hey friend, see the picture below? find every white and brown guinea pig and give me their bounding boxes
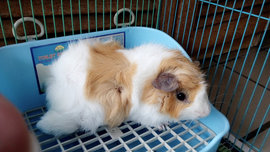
[37,40,211,136]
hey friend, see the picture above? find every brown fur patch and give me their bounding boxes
[142,50,204,118]
[84,42,136,127]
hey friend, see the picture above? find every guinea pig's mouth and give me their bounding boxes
[178,103,211,120]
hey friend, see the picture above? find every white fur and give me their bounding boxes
[37,41,104,136]
[119,44,177,126]
[179,84,211,120]
[120,44,210,127]
[37,41,210,136]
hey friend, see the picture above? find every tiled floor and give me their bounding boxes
[204,47,269,152]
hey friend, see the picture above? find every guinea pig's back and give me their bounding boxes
[46,41,91,110]
[50,41,90,85]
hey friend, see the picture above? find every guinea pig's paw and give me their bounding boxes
[36,111,79,136]
[36,119,54,135]
[157,123,169,131]
[36,116,61,136]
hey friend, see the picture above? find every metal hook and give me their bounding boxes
[114,8,135,27]
[12,17,45,40]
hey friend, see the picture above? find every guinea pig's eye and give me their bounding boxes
[176,92,186,101]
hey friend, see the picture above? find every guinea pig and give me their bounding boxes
[36,40,211,136]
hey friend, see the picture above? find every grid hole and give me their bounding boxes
[106,140,121,149]
[141,133,155,141]
[173,126,186,134]
[85,140,100,150]
[127,139,141,149]
[187,138,200,147]
[180,132,193,140]
[195,143,206,151]
[81,134,96,142]
[147,139,161,148]
[161,132,174,141]
[40,139,58,150]
[174,144,188,152]
[155,145,168,152]
[133,146,148,152]
[122,133,136,142]
[167,138,181,147]
[136,128,149,135]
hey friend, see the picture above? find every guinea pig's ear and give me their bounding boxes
[152,72,178,92]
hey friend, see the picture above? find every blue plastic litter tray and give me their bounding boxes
[0,27,229,152]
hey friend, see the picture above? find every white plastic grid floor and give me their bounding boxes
[24,107,216,152]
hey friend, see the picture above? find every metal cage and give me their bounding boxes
[0,0,269,151]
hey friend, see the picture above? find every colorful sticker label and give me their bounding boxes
[31,32,125,94]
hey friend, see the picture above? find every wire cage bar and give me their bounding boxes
[0,0,269,151]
